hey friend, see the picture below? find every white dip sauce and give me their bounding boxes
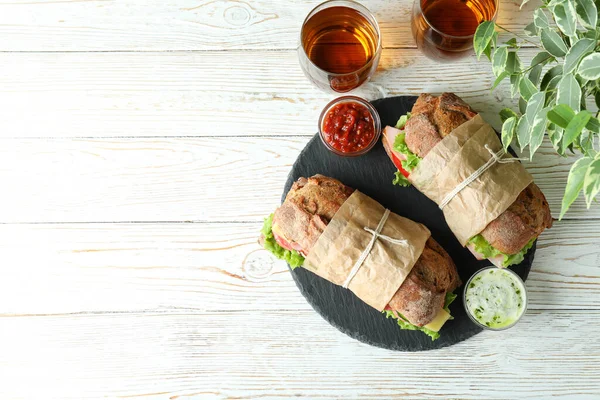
[465,268,526,329]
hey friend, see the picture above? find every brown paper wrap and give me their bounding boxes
[409,115,533,245]
[304,190,431,312]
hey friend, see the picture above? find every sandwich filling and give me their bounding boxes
[383,291,456,340]
[261,214,304,270]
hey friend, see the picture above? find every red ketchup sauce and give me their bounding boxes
[321,101,376,153]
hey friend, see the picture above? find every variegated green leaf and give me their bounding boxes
[546,75,563,93]
[547,0,567,7]
[547,104,576,128]
[531,51,554,68]
[482,31,498,61]
[505,51,521,73]
[492,46,508,77]
[540,65,563,90]
[524,22,538,37]
[529,63,543,85]
[529,107,549,159]
[576,74,589,88]
[575,0,598,29]
[516,113,531,150]
[501,117,517,152]
[560,156,593,219]
[505,38,518,48]
[519,97,527,114]
[500,108,518,122]
[510,74,522,97]
[554,1,578,37]
[563,110,591,146]
[519,76,538,100]
[483,41,493,61]
[474,21,496,59]
[549,127,565,154]
[577,53,600,80]
[587,117,600,133]
[578,130,595,156]
[526,91,546,125]
[583,155,600,208]
[540,28,568,57]
[557,73,582,111]
[563,38,596,74]
[533,9,550,30]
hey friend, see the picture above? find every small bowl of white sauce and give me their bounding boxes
[463,266,528,330]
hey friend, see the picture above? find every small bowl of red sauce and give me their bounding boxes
[318,96,381,157]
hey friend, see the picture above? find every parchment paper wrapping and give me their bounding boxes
[409,115,533,245]
[304,190,430,311]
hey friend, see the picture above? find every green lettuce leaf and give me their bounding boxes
[261,214,304,269]
[468,234,535,267]
[443,291,457,316]
[392,171,411,187]
[383,310,441,341]
[383,291,457,341]
[395,112,412,129]
[393,131,422,173]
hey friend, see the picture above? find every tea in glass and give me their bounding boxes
[299,0,381,93]
[412,0,498,60]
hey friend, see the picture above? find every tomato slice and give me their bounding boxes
[391,153,410,178]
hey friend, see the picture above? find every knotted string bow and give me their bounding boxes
[342,208,409,289]
[438,145,526,210]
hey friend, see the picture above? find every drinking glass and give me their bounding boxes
[298,0,382,93]
[411,0,498,60]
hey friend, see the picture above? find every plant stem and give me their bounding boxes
[495,23,544,49]
[517,54,554,75]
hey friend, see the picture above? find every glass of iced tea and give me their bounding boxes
[298,0,382,93]
[412,0,498,60]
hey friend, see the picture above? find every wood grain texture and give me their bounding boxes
[2,0,600,397]
[0,0,539,51]
[0,49,539,139]
[0,221,598,316]
[0,137,598,222]
[0,309,599,399]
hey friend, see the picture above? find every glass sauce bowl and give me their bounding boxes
[463,266,528,331]
[318,96,381,157]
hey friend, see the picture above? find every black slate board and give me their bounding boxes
[283,96,535,351]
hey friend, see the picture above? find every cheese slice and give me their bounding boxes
[423,308,451,332]
[271,223,282,237]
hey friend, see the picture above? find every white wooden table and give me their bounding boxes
[0,0,599,398]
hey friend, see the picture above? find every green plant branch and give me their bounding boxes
[517,56,555,75]
[477,8,600,218]
[495,23,544,49]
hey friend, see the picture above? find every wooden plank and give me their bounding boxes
[0,221,597,315]
[0,309,598,399]
[0,137,597,222]
[0,49,540,139]
[0,0,539,51]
